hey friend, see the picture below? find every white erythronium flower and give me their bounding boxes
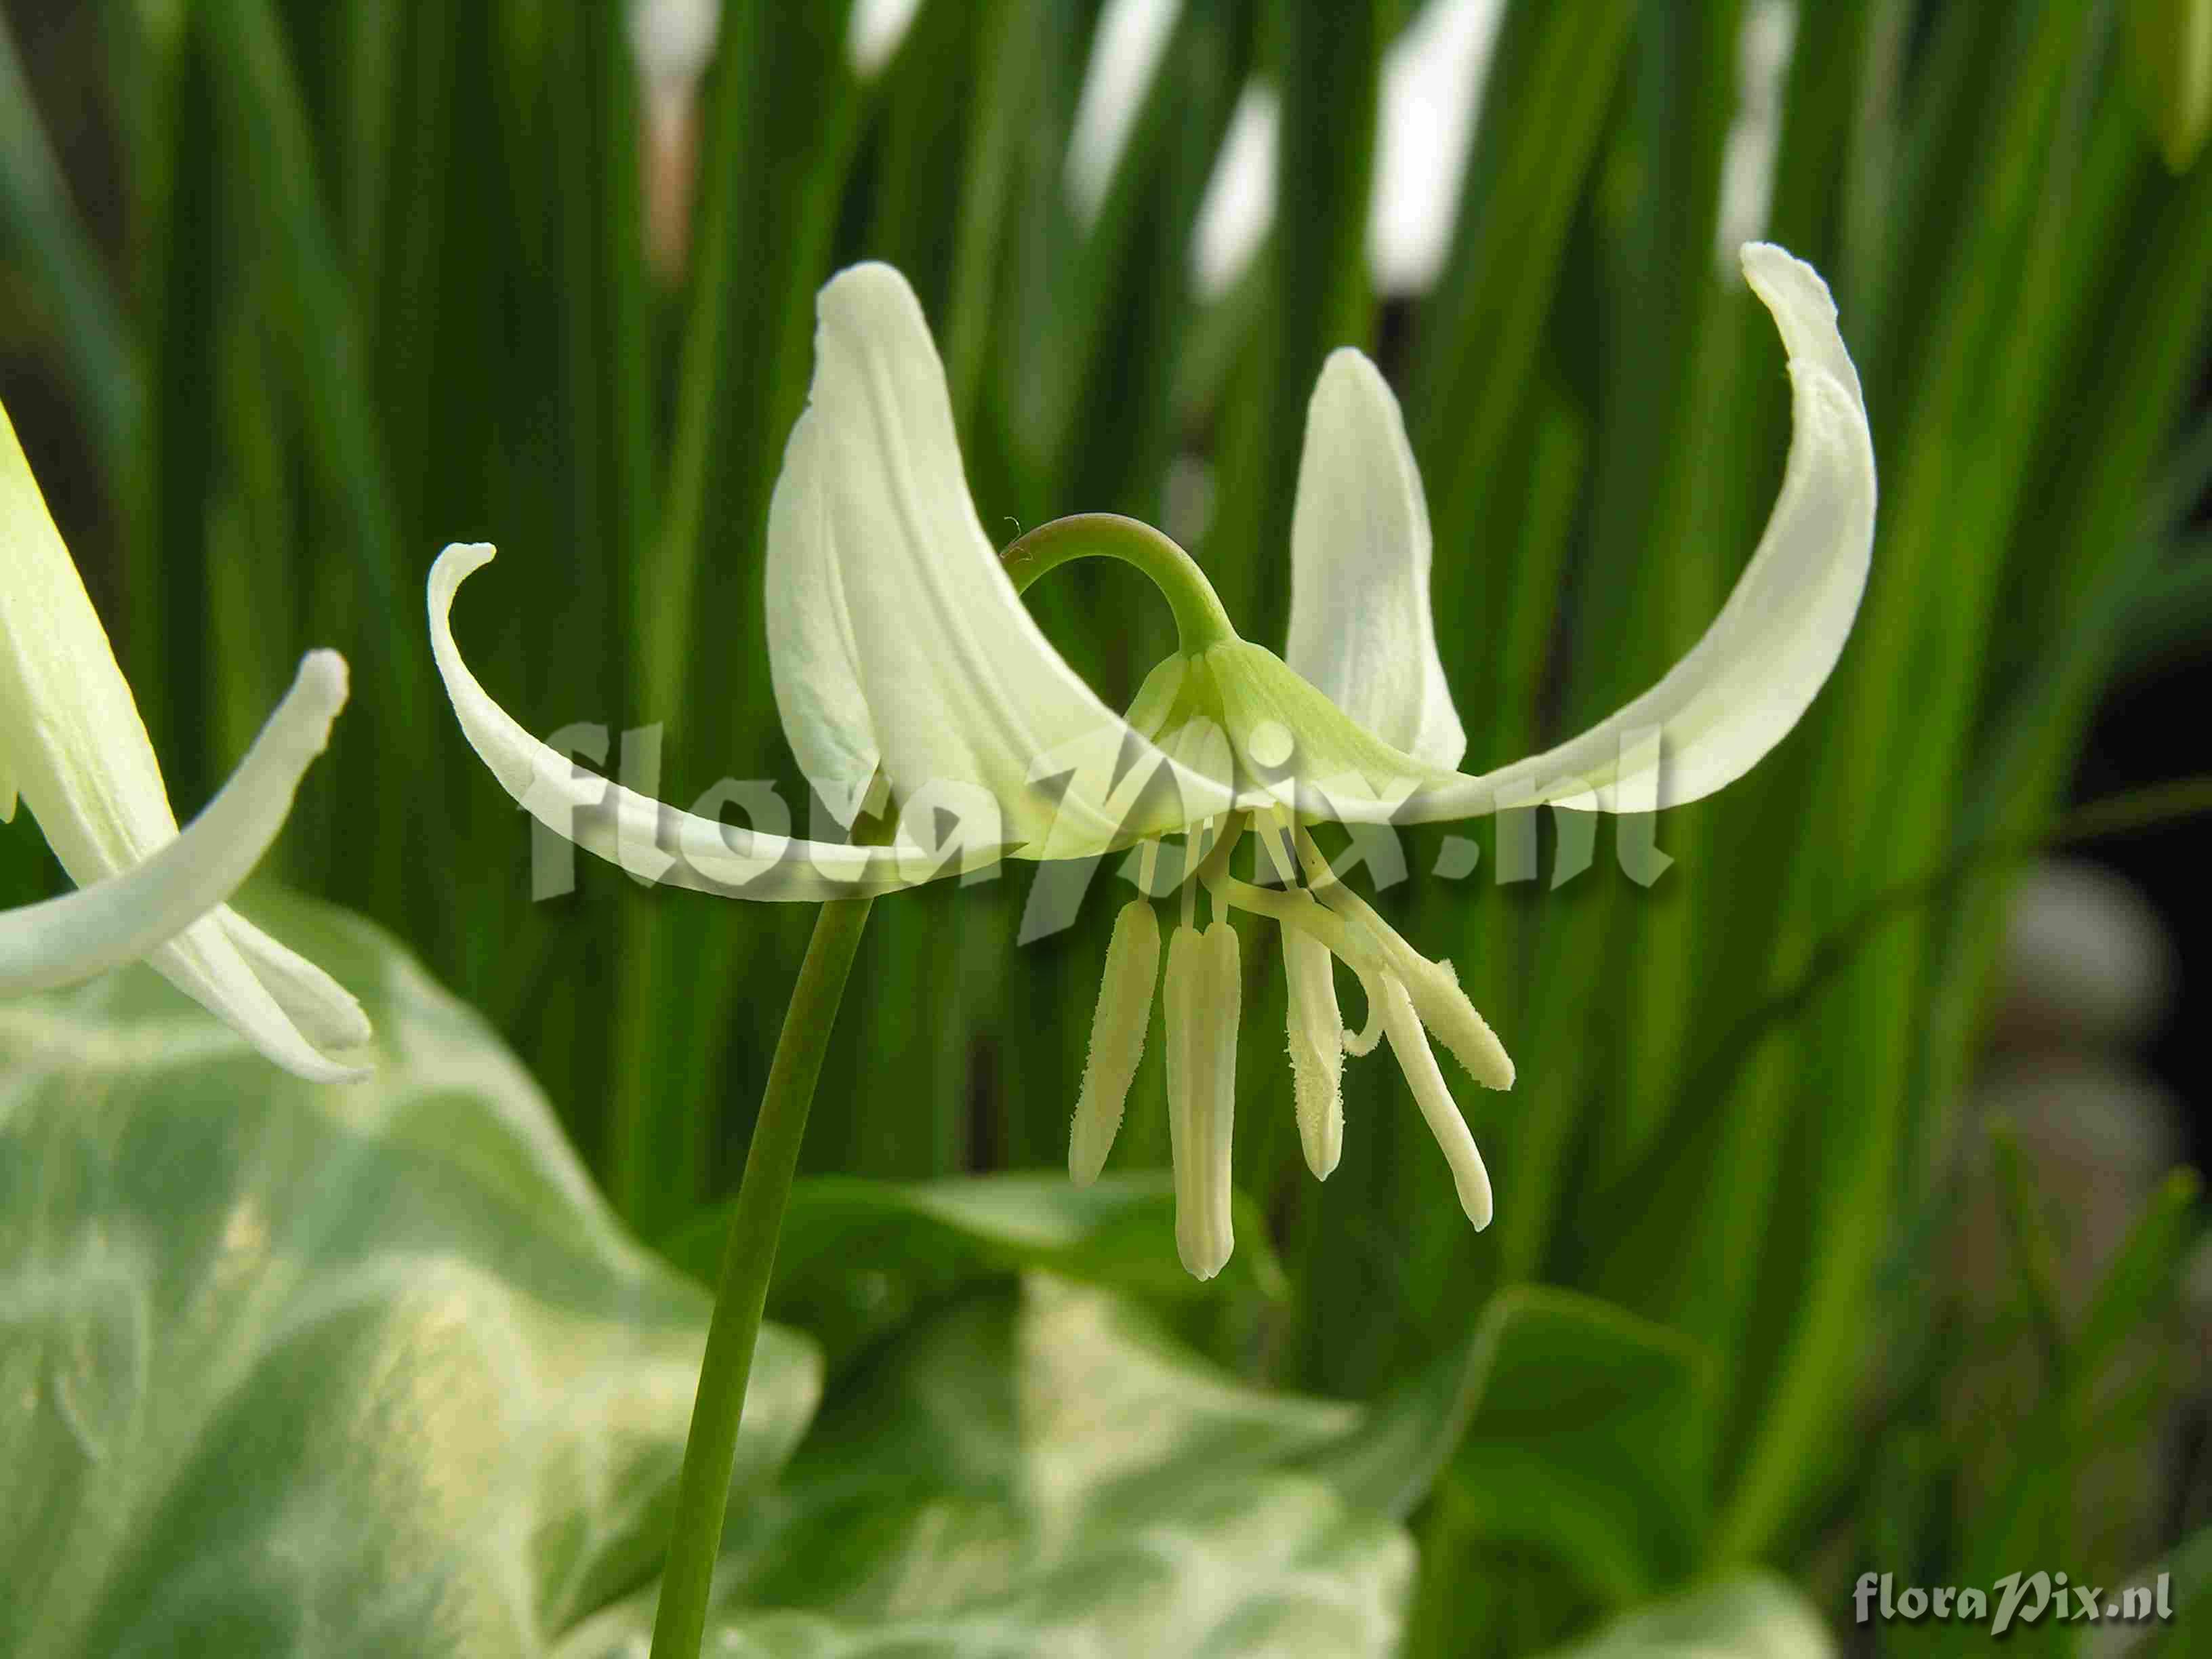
[1,403,369,1079]
[429,241,1874,1278]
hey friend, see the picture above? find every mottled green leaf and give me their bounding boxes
[1534,1573,1833,1659]
[663,1170,1288,1376]
[557,1274,1412,1658]
[0,891,821,1658]
[1418,1287,1718,1605]
[1307,1284,1715,1554]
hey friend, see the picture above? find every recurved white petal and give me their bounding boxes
[766,411,879,827]
[218,905,373,1051]
[765,264,1231,857]
[3,401,367,1080]
[1,653,350,998]
[1286,348,1468,771]
[1414,242,1875,819]
[430,544,981,901]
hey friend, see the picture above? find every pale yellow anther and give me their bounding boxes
[1294,825,1512,1090]
[1070,898,1162,1184]
[1165,918,1240,1279]
[1282,924,1345,1179]
[1398,957,1514,1090]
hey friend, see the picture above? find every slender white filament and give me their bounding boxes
[1375,970,1494,1229]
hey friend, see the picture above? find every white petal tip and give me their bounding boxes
[819,261,924,326]
[1738,243,1860,392]
[1738,243,1821,316]
[297,998,373,1055]
[1315,344,1386,394]
[1737,239,1801,272]
[1737,241,1824,300]
[320,1005,375,1053]
[430,541,497,596]
[1285,333,1469,772]
[262,1043,373,1086]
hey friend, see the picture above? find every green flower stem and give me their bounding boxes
[650,893,876,1659]
[1000,512,1238,654]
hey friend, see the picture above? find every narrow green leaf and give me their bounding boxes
[0,9,142,483]
[1986,1119,2071,1384]
[2071,1167,2204,1383]
[194,0,415,709]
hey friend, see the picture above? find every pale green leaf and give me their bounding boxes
[1420,1288,1717,1605]
[1535,1573,1834,1659]
[0,891,821,1658]
[663,1171,1290,1378]
[1303,1285,1716,1553]
[557,1275,1412,1658]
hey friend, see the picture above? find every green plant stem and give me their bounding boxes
[650,894,876,1659]
[1000,512,1238,652]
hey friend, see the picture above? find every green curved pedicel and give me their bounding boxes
[1000,512,1240,655]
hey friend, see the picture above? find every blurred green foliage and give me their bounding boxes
[3,1,2208,1654]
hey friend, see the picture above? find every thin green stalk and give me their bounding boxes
[650,893,876,1659]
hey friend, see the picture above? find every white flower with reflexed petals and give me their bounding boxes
[430,241,1875,1278]
[1,403,368,1079]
